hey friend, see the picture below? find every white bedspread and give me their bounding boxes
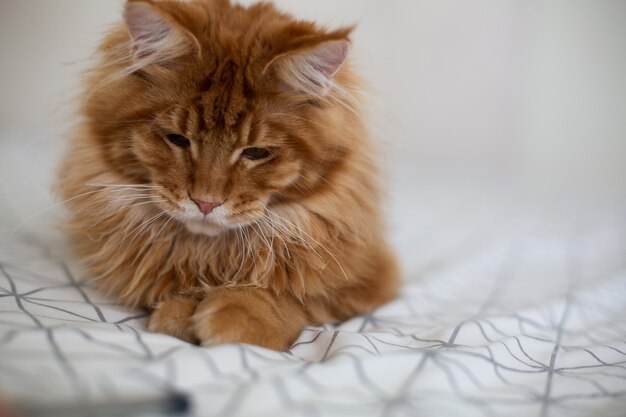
[1,168,625,417]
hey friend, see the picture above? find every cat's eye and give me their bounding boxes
[165,134,191,148]
[241,147,271,160]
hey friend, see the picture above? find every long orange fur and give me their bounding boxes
[57,0,398,350]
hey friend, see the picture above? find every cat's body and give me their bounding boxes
[58,0,398,350]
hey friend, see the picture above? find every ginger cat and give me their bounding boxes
[57,0,398,350]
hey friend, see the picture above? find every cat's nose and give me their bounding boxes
[191,198,223,215]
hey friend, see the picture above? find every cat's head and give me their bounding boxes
[86,0,360,236]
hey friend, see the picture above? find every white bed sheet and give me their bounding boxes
[1,162,625,417]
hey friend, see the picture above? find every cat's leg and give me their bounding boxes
[147,297,200,343]
[192,288,306,351]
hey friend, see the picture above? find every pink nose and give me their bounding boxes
[192,199,222,215]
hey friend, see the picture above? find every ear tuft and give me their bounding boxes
[268,40,350,98]
[124,0,198,66]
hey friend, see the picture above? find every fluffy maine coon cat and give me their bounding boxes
[57,0,399,350]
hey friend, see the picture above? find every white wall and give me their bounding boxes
[520,0,626,188]
[0,0,124,134]
[1,0,625,190]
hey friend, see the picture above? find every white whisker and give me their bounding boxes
[0,188,121,250]
[266,210,349,281]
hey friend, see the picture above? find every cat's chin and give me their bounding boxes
[184,220,226,237]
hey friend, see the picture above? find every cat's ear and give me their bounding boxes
[265,39,350,98]
[124,0,200,66]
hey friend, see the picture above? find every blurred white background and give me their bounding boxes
[0,0,625,224]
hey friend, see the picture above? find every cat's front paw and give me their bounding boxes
[147,298,199,343]
[191,288,298,351]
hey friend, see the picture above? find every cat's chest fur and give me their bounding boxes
[73,184,335,308]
